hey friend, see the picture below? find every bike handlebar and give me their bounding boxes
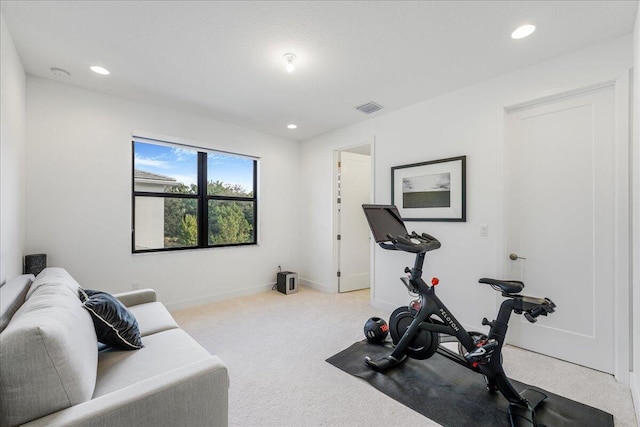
[380,232,441,254]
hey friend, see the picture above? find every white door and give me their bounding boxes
[338,151,371,292]
[504,86,615,373]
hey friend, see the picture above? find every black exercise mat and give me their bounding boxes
[326,341,613,427]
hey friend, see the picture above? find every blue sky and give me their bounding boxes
[134,142,254,191]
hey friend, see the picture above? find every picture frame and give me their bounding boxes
[391,155,466,222]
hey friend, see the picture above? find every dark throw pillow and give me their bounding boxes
[78,288,143,350]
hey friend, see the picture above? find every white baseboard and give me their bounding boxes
[165,282,275,312]
[631,371,640,425]
[299,277,335,294]
[166,276,336,311]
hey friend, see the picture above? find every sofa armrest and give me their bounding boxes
[112,289,157,307]
[22,356,229,427]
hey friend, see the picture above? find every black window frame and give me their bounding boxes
[132,139,258,253]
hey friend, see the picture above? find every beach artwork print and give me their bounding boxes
[402,173,451,209]
[391,155,465,221]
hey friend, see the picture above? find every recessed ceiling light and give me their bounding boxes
[283,53,296,73]
[287,124,297,129]
[511,24,536,39]
[90,65,110,75]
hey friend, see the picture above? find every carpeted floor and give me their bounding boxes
[172,287,637,427]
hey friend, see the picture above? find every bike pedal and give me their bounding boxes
[464,339,498,364]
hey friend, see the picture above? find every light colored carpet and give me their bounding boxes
[172,287,637,427]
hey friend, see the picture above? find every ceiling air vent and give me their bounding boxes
[355,101,383,114]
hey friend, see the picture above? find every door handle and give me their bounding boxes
[509,253,526,261]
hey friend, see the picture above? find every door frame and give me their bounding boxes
[498,72,631,384]
[332,137,375,295]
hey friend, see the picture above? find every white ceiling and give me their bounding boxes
[1,1,637,142]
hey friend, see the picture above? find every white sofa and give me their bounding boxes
[0,268,229,427]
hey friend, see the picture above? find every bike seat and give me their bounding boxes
[478,278,524,294]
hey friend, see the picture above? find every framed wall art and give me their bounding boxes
[391,155,466,221]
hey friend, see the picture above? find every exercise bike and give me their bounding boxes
[361,204,556,427]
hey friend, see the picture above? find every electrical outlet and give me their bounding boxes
[132,281,140,290]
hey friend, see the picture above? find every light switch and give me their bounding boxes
[479,224,488,237]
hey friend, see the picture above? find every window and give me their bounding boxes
[132,138,257,253]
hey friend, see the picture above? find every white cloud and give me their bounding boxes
[134,155,169,169]
[171,147,197,161]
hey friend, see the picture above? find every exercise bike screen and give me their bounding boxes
[362,204,408,243]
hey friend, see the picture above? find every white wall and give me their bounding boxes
[299,35,633,333]
[0,14,27,284]
[631,2,640,421]
[25,77,300,309]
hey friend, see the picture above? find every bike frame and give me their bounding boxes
[361,204,556,425]
[389,250,529,406]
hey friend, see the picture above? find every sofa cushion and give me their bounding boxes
[26,267,81,299]
[0,274,34,332]
[0,281,98,427]
[79,289,144,350]
[93,328,213,398]
[127,301,179,336]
